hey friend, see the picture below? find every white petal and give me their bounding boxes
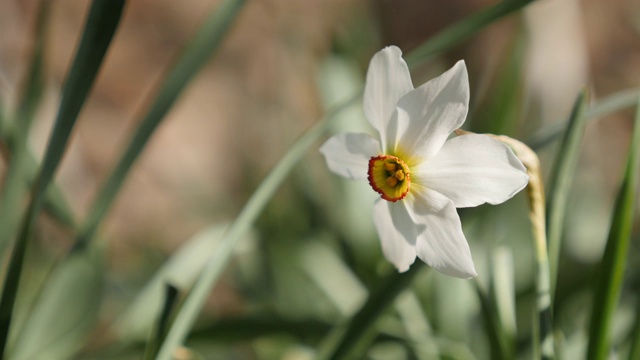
[320,133,381,180]
[373,199,418,272]
[413,134,529,208]
[394,60,469,160]
[407,189,477,278]
[363,46,414,152]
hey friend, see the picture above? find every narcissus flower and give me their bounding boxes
[320,46,529,278]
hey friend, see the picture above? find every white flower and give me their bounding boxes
[319,46,529,278]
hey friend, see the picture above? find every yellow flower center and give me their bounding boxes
[367,155,411,202]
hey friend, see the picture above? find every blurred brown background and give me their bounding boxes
[0,0,639,279]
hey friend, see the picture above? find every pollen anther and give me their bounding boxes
[384,163,397,172]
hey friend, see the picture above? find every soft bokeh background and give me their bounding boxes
[0,0,639,358]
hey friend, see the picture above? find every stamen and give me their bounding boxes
[384,162,397,172]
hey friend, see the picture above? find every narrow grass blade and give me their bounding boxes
[474,280,511,360]
[25,0,125,214]
[404,0,535,67]
[395,290,437,360]
[529,88,640,150]
[0,5,77,228]
[14,1,48,129]
[0,0,125,355]
[0,147,76,239]
[0,159,33,299]
[587,95,640,360]
[0,0,49,254]
[42,179,77,228]
[0,105,6,137]
[143,285,179,360]
[8,244,105,360]
[318,264,425,360]
[490,247,517,346]
[0,145,77,230]
[546,90,588,298]
[629,297,640,360]
[73,0,246,251]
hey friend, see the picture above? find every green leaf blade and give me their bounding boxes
[0,0,125,356]
[143,284,180,360]
[587,94,640,360]
[546,89,589,298]
[0,0,50,255]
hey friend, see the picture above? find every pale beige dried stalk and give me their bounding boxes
[455,129,555,359]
